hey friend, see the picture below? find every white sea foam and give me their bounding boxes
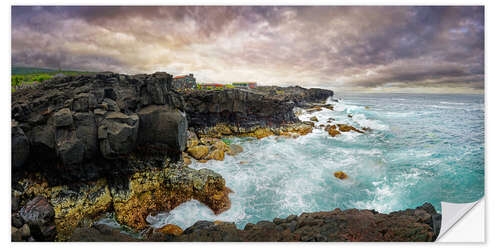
[151,93,483,231]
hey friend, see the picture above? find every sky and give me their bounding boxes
[11,6,484,93]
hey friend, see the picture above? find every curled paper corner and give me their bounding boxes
[436,198,484,241]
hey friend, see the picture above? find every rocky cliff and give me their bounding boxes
[11,72,232,240]
[182,86,333,130]
[180,86,333,139]
[12,72,187,184]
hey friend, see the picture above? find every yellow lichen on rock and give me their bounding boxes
[187,145,210,160]
[110,167,232,230]
[51,179,113,240]
[206,149,225,161]
[183,152,192,166]
[111,169,171,230]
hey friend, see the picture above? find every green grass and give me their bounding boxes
[11,66,94,92]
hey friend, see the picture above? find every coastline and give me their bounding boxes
[11,72,441,242]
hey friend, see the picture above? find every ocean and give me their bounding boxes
[144,93,485,230]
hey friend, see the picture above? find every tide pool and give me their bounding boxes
[148,93,484,230]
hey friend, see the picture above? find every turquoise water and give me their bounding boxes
[149,93,484,230]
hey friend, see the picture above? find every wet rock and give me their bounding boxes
[334,171,348,180]
[325,125,341,137]
[310,116,319,122]
[155,224,183,236]
[337,124,364,133]
[206,149,225,161]
[347,114,353,118]
[187,145,210,160]
[182,152,192,166]
[19,196,56,241]
[227,144,243,156]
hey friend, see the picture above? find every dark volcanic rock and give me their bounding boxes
[253,86,334,108]
[70,223,139,242]
[11,72,187,184]
[11,121,30,170]
[19,196,56,241]
[168,203,439,242]
[137,105,187,153]
[182,88,299,129]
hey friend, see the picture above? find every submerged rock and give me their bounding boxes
[337,124,364,133]
[334,171,348,180]
[227,144,243,156]
[325,125,341,137]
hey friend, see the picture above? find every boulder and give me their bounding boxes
[187,145,210,160]
[206,149,225,161]
[137,105,188,153]
[53,108,73,127]
[99,112,139,159]
[19,196,56,241]
[11,121,30,169]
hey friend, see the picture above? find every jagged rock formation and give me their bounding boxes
[11,72,230,241]
[180,87,332,139]
[69,203,440,242]
[182,88,299,130]
[11,72,186,184]
[172,203,441,242]
[252,86,334,108]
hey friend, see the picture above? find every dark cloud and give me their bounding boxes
[11,6,484,93]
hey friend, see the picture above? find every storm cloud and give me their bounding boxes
[11,6,484,93]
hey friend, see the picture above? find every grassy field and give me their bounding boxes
[11,66,94,92]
